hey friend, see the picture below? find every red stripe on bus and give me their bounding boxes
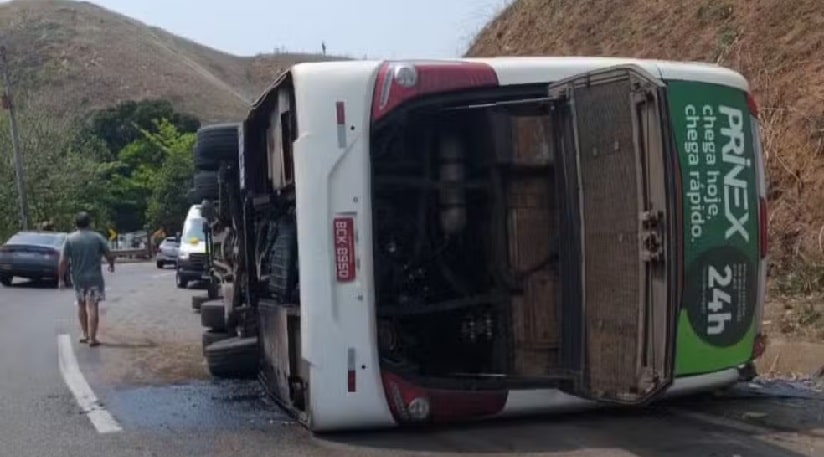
[336,101,345,125]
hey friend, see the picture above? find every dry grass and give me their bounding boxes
[759,290,824,376]
[0,0,344,122]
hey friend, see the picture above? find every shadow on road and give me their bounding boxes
[96,341,158,349]
[2,278,58,289]
[318,401,818,456]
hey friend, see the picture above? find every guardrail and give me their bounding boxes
[112,247,152,260]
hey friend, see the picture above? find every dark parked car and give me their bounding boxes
[0,231,71,288]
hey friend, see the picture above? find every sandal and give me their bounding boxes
[79,337,89,344]
[88,340,100,347]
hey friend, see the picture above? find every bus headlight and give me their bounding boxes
[407,397,431,421]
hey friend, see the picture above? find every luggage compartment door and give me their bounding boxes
[549,65,676,405]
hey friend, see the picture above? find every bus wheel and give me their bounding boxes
[194,171,219,202]
[194,124,240,171]
[201,301,226,332]
[202,330,231,355]
[207,282,220,300]
[205,337,258,379]
[192,295,209,312]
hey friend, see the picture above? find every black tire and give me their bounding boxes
[207,283,220,300]
[0,275,10,287]
[205,337,259,379]
[176,271,188,289]
[194,170,219,202]
[201,301,226,331]
[192,295,209,311]
[156,260,164,269]
[202,330,232,355]
[194,124,240,171]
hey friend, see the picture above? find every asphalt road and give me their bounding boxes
[0,263,822,457]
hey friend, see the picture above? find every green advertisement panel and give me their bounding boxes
[667,81,759,376]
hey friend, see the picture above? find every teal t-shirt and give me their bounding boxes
[63,230,110,287]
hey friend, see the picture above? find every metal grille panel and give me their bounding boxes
[574,78,642,398]
[189,253,208,270]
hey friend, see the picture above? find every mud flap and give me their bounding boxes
[548,65,676,405]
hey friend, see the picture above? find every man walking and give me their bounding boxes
[59,211,115,347]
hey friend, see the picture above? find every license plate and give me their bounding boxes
[333,216,356,282]
[0,264,11,270]
[17,252,36,259]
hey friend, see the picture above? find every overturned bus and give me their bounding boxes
[189,57,768,432]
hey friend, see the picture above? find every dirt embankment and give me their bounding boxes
[468,0,824,375]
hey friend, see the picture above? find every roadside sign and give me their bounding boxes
[108,228,117,241]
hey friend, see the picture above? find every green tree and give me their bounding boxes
[0,110,110,240]
[146,126,195,233]
[99,162,151,233]
[97,118,195,232]
[78,99,200,232]
[144,120,196,233]
[0,98,200,240]
[84,99,200,157]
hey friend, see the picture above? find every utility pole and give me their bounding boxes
[0,45,29,230]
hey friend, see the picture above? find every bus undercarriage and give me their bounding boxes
[370,88,568,388]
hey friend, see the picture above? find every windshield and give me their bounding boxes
[181,218,206,242]
[5,232,66,247]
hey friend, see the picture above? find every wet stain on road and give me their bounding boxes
[662,379,824,441]
[104,380,295,432]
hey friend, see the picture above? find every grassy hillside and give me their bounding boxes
[468,0,824,289]
[0,0,342,122]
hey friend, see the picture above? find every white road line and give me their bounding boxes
[57,334,122,434]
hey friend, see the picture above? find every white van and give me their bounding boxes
[176,205,208,289]
[202,57,767,432]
